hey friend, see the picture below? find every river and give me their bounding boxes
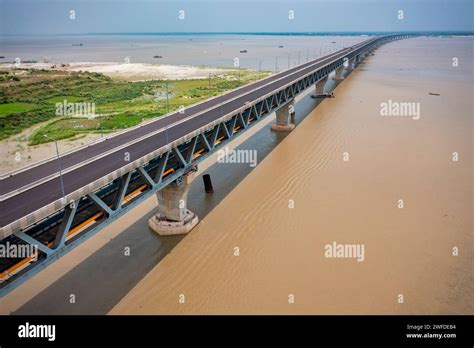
[111,36,473,314]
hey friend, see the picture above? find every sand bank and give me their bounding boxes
[0,62,236,82]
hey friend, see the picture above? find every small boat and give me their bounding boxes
[311,92,334,99]
[72,43,83,46]
[278,45,284,48]
[0,56,4,59]
[429,92,440,96]
[240,49,248,53]
[153,55,163,58]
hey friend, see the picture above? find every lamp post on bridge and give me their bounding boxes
[165,82,170,115]
[99,116,102,138]
[44,134,66,200]
[165,83,170,145]
[97,108,103,138]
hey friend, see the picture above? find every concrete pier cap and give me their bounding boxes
[271,100,296,132]
[148,171,199,235]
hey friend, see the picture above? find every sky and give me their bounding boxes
[1,0,473,35]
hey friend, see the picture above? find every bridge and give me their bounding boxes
[0,34,413,294]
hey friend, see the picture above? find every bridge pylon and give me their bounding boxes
[148,171,199,235]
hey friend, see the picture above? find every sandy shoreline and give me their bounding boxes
[110,37,473,314]
[0,62,236,81]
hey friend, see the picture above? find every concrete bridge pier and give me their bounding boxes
[333,65,346,80]
[313,76,328,96]
[148,171,199,235]
[271,100,295,132]
[347,57,357,71]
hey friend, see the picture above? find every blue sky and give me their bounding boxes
[1,0,473,35]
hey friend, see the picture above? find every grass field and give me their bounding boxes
[0,103,38,117]
[0,68,270,145]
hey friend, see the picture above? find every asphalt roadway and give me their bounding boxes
[0,38,376,229]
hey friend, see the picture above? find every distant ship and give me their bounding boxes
[278,45,284,48]
[72,43,83,46]
[240,49,248,53]
[153,55,163,58]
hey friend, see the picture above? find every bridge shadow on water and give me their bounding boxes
[13,79,342,315]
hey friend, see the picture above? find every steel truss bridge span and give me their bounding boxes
[0,34,414,295]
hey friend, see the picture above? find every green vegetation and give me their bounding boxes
[0,103,37,117]
[0,70,20,82]
[0,68,270,144]
[45,95,86,104]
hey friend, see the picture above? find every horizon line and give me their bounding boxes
[3,30,474,37]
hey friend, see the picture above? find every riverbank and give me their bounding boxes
[111,36,473,314]
[0,65,267,174]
